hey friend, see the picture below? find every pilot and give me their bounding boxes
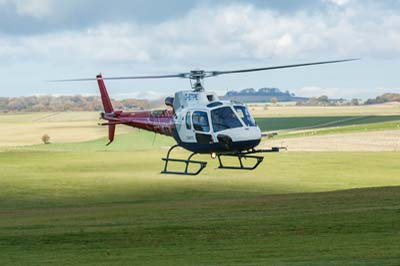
[198,115,208,131]
[224,110,238,126]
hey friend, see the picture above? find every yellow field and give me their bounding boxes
[264,129,400,152]
[0,112,130,146]
[249,102,400,117]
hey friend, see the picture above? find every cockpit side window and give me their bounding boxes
[185,112,191,129]
[234,106,256,127]
[211,107,242,132]
[192,111,210,132]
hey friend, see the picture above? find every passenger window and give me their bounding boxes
[186,112,191,129]
[192,111,210,132]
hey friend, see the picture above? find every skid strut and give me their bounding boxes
[217,154,264,170]
[217,147,282,171]
[161,145,207,176]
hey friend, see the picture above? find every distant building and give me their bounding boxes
[220,88,308,103]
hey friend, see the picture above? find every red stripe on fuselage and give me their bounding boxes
[109,109,176,136]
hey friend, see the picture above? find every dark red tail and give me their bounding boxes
[97,74,115,145]
[97,74,113,113]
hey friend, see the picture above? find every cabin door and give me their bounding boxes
[192,111,213,144]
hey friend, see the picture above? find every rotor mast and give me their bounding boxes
[186,70,208,92]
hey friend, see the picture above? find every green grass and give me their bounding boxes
[1,150,400,265]
[2,186,400,266]
[255,115,400,132]
[276,120,400,139]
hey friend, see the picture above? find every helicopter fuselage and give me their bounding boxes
[101,89,262,154]
[171,90,261,153]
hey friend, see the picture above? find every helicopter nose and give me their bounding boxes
[244,126,262,141]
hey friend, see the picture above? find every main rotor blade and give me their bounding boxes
[51,73,186,82]
[209,58,359,77]
[50,58,359,82]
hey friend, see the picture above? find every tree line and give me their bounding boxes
[0,95,152,112]
[1,92,399,112]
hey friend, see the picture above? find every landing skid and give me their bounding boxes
[161,145,207,175]
[161,146,284,175]
[217,148,282,171]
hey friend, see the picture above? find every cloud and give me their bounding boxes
[16,0,53,18]
[0,0,53,18]
[0,1,399,98]
[295,86,339,98]
[0,1,399,68]
[324,0,352,6]
[0,0,199,35]
[114,91,169,100]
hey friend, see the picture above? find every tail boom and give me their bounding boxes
[96,74,175,145]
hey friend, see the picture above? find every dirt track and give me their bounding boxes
[264,130,400,152]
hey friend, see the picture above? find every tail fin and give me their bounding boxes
[97,74,113,113]
[97,74,115,145]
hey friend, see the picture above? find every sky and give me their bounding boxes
[0,0,399,99]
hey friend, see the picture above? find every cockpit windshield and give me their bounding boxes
[211,107,242,132]
[234,106,256,127]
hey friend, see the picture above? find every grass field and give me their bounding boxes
[271,120,400,139]
[250,103,400,117]
[1,150,400,265]
[1,108,400,265]
[256,115,400,132]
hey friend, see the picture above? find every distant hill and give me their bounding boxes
[220,88,308,103]
[365,93,400,105]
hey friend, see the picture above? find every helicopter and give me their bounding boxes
[59,59,357,175]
